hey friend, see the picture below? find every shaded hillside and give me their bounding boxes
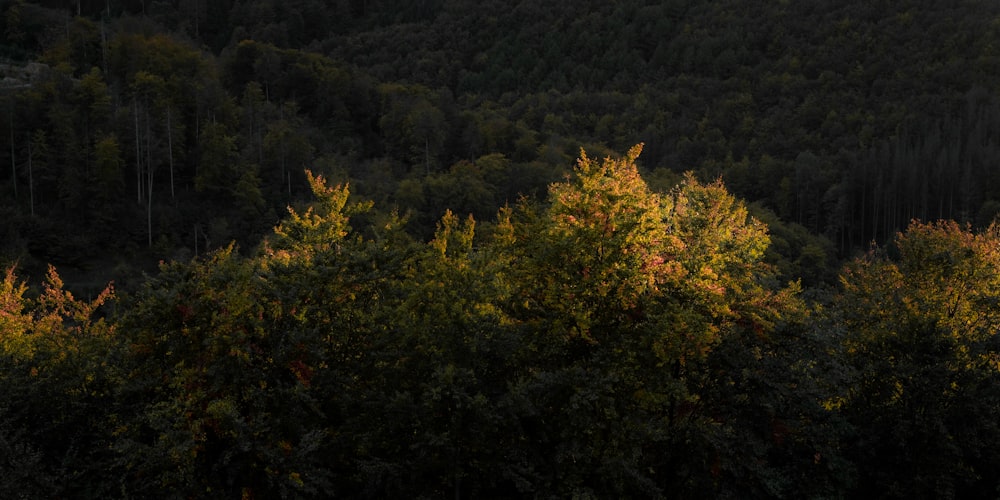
[324,0,1000,247]
[1,0,1000,288]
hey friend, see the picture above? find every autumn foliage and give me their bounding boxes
[3,148,1000,497]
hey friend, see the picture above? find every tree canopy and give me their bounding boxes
[4,0,1000,496]
[4,145,999,496]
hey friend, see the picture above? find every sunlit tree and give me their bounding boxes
[835,220,1000,498]
[490,144,798,496]
[0,266,119,497]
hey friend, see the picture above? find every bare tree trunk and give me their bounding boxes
[27,139,33,217]
[167,106,174,199]
[145,105,154,247]
[146,106,151,182]
[147,162,154,248]
[9,104,15,199]
[279,104,286,196]
[257,118,263,166]
[101,13,108,78]
[860,161,867,246]
[134,99,142,204]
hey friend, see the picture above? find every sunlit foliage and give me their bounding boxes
[835,220,1000,497]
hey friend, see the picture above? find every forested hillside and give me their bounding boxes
[2,0,1000,285]
[3,0,1000,497]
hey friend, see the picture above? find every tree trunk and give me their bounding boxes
[134,99,142,204]
[9,103,15,199]
[146,104,154,247]
[101,17,108,91]
[168,106,174,199]
[147,163,154,248]
[279,104,286,197]
[27,139,33,217]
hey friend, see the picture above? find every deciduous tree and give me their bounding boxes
[836,220,1000,498]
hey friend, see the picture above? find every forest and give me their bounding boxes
[2,0,1000,497]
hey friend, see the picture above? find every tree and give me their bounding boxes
[114,245,336,498]
[115,169,403,497]
[0,265,120,497]
[377,83,447,172]
[835,220,1000,498]
[324,209,523,497]
[194,122,236,191]
[269,169,365,255]
[492,144,795,496]
[91,133,124,224]
[508,144,672,342]
[196,120,264,215]
[26,129,49,218]
[262,101,313,199]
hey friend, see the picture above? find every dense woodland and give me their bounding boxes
[3,0,1000,497]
